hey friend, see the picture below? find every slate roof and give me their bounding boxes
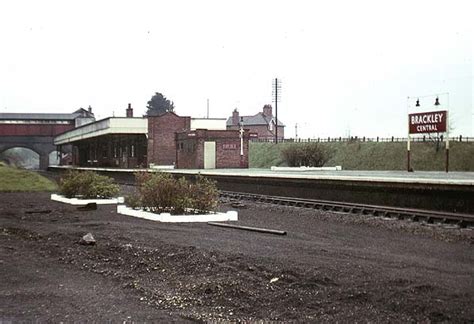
[0,108,94,121]
[226,112,285,127]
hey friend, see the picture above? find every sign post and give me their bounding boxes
[407,94,449,172]
[407,134,411,172]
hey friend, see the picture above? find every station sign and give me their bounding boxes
[408,110,447,134]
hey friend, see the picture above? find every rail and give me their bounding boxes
[220,191,474,228]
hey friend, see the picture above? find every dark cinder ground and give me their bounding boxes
[0,191,473,322]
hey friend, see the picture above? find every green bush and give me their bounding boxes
[281,142,332,167]
[59,170,120,199]
[189,175,219,213]
[128,172,219,214]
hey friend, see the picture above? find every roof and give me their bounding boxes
[54,117,147,145]
[226,112,285,127]
[0,108,94,121]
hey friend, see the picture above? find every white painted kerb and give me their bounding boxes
[51,194,125,205]
[117,205,238,223]
[271,166,342,171]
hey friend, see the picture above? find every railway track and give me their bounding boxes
[220,191,474,228]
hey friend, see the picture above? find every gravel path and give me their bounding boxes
[0,192,472,322]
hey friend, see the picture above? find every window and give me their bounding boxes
[130,144,135,157]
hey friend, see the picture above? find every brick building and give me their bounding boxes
[226,104,284,140]
[176,129,250,169]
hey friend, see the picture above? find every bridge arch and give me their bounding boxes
[0,147,40,169]
[0,137,57,169]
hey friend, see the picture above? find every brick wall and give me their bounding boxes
[0,124,75,136]
[176,129,249,169]
[147,113,191,166]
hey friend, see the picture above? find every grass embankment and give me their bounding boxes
[250,141,474,171]
[0,162,58,192]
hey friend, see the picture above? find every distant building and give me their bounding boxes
[0,107,95,169]
[0,107,95,136]
[226,104,284,140]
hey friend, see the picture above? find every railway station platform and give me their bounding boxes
[49,166,474,214]
[50,165,474,185]
[168,168,474,186]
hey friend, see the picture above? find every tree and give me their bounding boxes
[146,92,175,116]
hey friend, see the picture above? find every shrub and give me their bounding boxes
[59,170,120,199]
[281,143,332,167]
[189,175,219,213]
[131,172,219,214]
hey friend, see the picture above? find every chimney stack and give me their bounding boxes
[232,108,239,125]
[126,103,133,118]
[88,105,92,114]
[262,104,272,117]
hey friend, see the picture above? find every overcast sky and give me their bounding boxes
[0,0,472,138]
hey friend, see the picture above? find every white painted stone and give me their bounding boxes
[116,205,238,223]
[51,194,124,205]
[149,164,175,170]
[271,166,342,171]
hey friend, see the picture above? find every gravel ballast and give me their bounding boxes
[0,192,472,322]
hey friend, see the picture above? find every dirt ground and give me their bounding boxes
[0,191,473,322]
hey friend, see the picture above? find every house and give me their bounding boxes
[226,104,285,140]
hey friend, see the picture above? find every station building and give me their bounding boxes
[54,105,249,169]
[176,129,250,169]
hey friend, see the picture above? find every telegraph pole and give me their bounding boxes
[272,78,281,144]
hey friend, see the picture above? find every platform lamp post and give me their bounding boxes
[239,116,245,167]
[407,97,415,172]
[443,94,450,173]
[431,94,450,173]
